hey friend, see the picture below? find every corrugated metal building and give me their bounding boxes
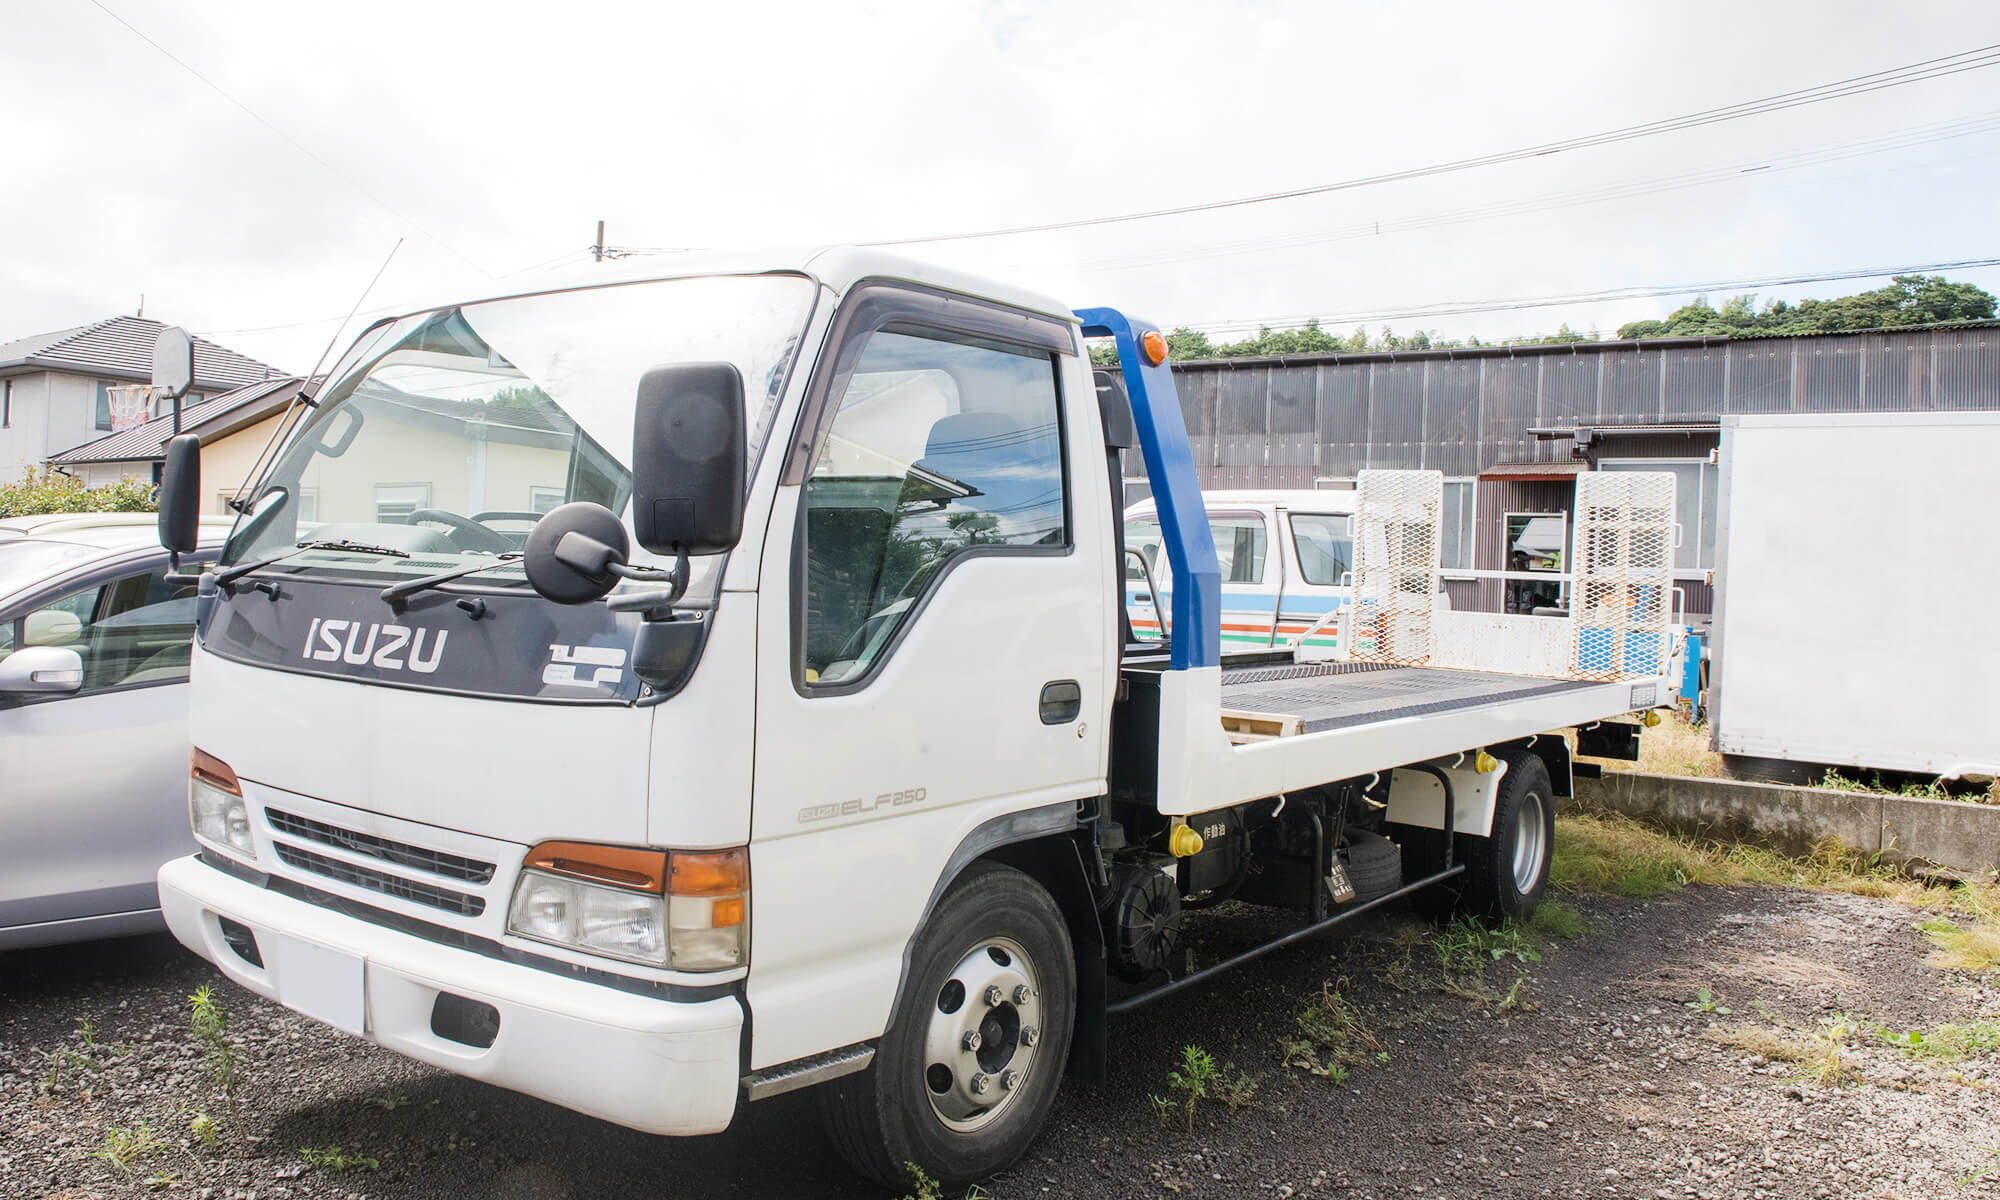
[1155,321,2000,624]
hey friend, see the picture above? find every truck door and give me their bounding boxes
[746,292,1110,1068]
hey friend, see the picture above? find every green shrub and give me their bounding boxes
[0,467,156,519]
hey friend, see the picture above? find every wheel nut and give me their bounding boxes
[961,1030,981,1051]
[1020,1025,1039,1047]
[1000,1070,1020,1091]
[1013,984,1032,1004]
[969,1073,990,1095]
[983,985,1004,1007]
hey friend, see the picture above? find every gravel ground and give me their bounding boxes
[4,883,1997,1199]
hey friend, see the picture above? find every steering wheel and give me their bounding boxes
[405,509,517,554]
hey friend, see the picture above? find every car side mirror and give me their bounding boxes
[631,363,746,557]
[0,646,84,696]
[159,433,202,558]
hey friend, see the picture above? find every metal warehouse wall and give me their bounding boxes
[1163,324,2000,485]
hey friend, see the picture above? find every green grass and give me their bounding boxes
[300,1145,378,1172]
[1280,982,1384,1082]
[1525,897,1589,939]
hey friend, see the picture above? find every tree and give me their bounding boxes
[1616,275,1996,340]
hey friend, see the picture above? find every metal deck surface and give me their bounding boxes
[1219,660,1598,733]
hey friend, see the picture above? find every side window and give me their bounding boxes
[802,328,1066,685]
[1290,513,1354,586]
[1208,516,1267,584]
[15,569,198,693]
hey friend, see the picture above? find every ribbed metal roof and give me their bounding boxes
[0,315,281,390]
[48,376,302,465]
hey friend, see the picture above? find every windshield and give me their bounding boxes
[222,274,819,588]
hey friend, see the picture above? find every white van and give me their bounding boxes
[1123,489,1356,657]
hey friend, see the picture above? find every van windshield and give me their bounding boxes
[221,274,818,587]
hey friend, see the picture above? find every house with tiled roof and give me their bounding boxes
[0,315,284,483]
[48,376,306,494]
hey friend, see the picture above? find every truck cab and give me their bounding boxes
[152,247,1677,1191]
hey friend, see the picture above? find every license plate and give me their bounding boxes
[274,935,365,1035]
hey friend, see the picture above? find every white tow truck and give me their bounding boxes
[147,248,1681,1189]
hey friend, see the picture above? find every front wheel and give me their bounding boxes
[819,861,1075,1191]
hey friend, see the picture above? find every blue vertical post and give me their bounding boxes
[1075,307,1219,671]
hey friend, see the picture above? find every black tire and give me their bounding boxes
[1340,831,1402,903]
[818,861,1075,1191]
[1460,753,1554,920]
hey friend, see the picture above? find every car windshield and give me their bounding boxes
[222,273,819,588]
[0,541,99,602]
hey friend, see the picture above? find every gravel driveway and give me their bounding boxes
[4,883,1996,1199]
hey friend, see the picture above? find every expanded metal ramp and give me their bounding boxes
[1219,659,1598,734]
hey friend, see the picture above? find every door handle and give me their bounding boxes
[1039,680,1081,725]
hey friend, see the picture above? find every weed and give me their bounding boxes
[1154,1044,1219,1134]
[147,1169,174,1191]
[300,1145,379,1172]
[1684,988,1733,1015]
[188,985,239,1098]
[366,1092,412,1112]
[1499,970,1536,1013]
[90,1120,166,1173]
[1213,1063,1260,1111]
[1433,917,1541,970]
[1803,1016,1855,1087]
[1917,887,2000,973]
[1526,898,1588,939]
[1280,983,1383,1082]
[1704,1024,1807,1062]
[1959,1147,2000,1187]
[1869,1017,2000,1062]
[189,1110,219,1150]
[897,1162,943,1200]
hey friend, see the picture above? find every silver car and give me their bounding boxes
[0,511,227,949]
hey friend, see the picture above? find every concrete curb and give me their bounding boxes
[1569,771,2000,876]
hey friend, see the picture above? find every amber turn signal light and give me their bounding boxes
[524,841,668,892]
[1140,329,1169,366]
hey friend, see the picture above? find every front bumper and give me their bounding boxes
[158,855,743,1136]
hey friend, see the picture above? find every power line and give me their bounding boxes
[864,43,2000,247]
[1046,112,2000,276]
[1180,257,2000,338]
[87,0,493,278]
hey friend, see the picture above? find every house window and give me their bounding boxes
[529,486,565,515]
[1504,512,1567,614]
[3,379,11,428]
[1601,460,1716,573]
[94,382,113,431]
[374,483,431,522]
[1440,478,1475,573]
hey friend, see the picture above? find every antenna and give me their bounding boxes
[593,220,606,263]
[225,238,404,514]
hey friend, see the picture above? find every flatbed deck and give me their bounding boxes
[1219,660,1599,733]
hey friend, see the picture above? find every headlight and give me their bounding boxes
[189,750,254,862]
[507,869,667,965]
[507,842,747,971]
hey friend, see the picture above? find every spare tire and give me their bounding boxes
[1341,831,1403,903]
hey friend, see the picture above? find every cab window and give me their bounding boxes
[1290,513,1354,586]
[801,328,1066,686]
[1209,515,1267,584]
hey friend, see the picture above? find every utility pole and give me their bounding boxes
[592,221,605,263]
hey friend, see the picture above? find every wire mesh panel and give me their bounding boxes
[1569,471,1677,681]
[1346,469,1444,666]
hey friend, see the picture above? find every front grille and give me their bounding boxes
[266,809,494,884]
[274,842,486,917]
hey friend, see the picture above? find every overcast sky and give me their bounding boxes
[5,0,2000,373]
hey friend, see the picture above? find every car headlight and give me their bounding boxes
[189,750,254,862]
[507,842,746,971]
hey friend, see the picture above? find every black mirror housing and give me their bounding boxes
[159,434,202,554]
[631,363,746,557]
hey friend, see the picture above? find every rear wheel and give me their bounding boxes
[819,861,1075,1191]
[1460,753,1554,920]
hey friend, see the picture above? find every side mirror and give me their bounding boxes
[0,646,84,696]
[631,363,745,557]
[159,434,202,554]
[523,501,637,605]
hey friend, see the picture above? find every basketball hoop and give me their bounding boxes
[106,384,154,432]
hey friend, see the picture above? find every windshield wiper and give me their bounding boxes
[380,553,523,605]
[214,539,412,587]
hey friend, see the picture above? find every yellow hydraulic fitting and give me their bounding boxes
[1644,709,1663,728]
[1473,750,1499,774]
[1168,822,1205,858]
